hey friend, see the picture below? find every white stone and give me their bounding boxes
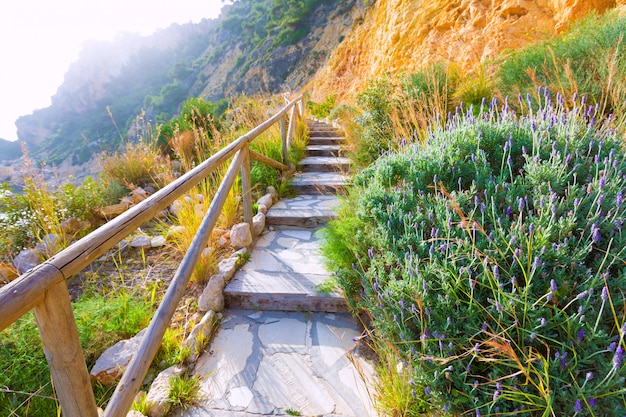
[230,223,252,249]
[198,275,226,312]
[131,235,152,249]
[252,213,265,236]
[266,186,279,201]
[146,365,187,417]
[151,236,167,247]
[257,194,273,209]
[258,318,310,350]
[184,311,218,362]
[202,247,212,258]
[90,329,146,385]
[257,203,268,214]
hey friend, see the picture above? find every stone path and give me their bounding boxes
[179,120,376,417]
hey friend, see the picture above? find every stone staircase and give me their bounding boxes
[224,120,350,313]
[178,120,376,417]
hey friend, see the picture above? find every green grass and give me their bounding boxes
[0,290,155,416]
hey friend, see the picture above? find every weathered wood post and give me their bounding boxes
[241,145,253,227]
[280,115,288,164]
[286,105,297,150]
[33,271,99,417]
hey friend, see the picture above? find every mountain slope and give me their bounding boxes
[13,0,363,166]
[307,0,621,101]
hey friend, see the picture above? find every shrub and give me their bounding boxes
[323,90,626,415]
[497,11,626,125]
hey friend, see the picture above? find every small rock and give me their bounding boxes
[99,202,131,219]
[146,365,187,417]
[130,187,149,204]
[169,200,184,217]
[60,218,82,236]
[230,223,252,249]
[167,225,186,240]
[218,255,239,282]
[13,249,42,274]
[184,310,218,361]
[40,233,63,255]
[0,262,18,283]
[198,275,226,312]
[202,247,212,258]
[257,204,268,214]
[151,236,167,247]
[257,194,273,209]
[90,329,147,385]
[127,411,145,417]
[252,213,265,236]
[266,186,279,202]
[131,235,153,249]
[218,235,229,247]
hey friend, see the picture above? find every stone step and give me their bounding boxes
[308,129,342,137]
[305,144,344,157]
[291,172,348,195]
[224,228,348,313]
[266,195,340,227]
[308,136,345,146]
[300,156,350,172]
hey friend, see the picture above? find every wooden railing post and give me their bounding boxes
[241,146,253,227]
[280,115,289,164]
[297,99,304,118]
[33,270,98,417]
[286,105,297,150]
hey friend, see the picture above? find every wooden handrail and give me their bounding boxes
[0,94,303,417]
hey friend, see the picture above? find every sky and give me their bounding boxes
[0,0,227,142]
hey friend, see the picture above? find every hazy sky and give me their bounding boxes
[0,0,227,142]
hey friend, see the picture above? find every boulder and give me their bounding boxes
[13,249,42,274]
[146,365,187,417]
[257,194,273,210]
[257,204,268,214]
[252,213,265,236]
[198,275,226,312]
[60,217,84,236]
[230,223,252,249]
[90,329,147,385]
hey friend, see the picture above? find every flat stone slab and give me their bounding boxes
[300,156,350,172]
[267,195,341,227]
[225,227,347,312]
[291,172,349,195]
[306,144,343,157]
[175,310,376,417]
[308,136,345,145]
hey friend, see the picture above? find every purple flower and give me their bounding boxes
[574,399,582,414]
[585,372,593,381]
[602,286,609,302]
[576,290,589,300]
[591,223,601,243]
[550,279,558,293]
[577,329,585,342]
[424,386,431,396]
[617,191,623,208]
[589,398,596,407]
[613,345,624,369]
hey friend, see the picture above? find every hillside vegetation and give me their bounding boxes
[319,8,626,416]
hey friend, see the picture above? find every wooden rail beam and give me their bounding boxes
[249,149,290,171]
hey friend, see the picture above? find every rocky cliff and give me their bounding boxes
[307,0,623,101]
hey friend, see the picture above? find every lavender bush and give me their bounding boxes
[323,89,626,415]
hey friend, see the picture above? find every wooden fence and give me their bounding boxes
[0,95,304,417]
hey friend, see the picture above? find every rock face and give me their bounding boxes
[308,0,623,101]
